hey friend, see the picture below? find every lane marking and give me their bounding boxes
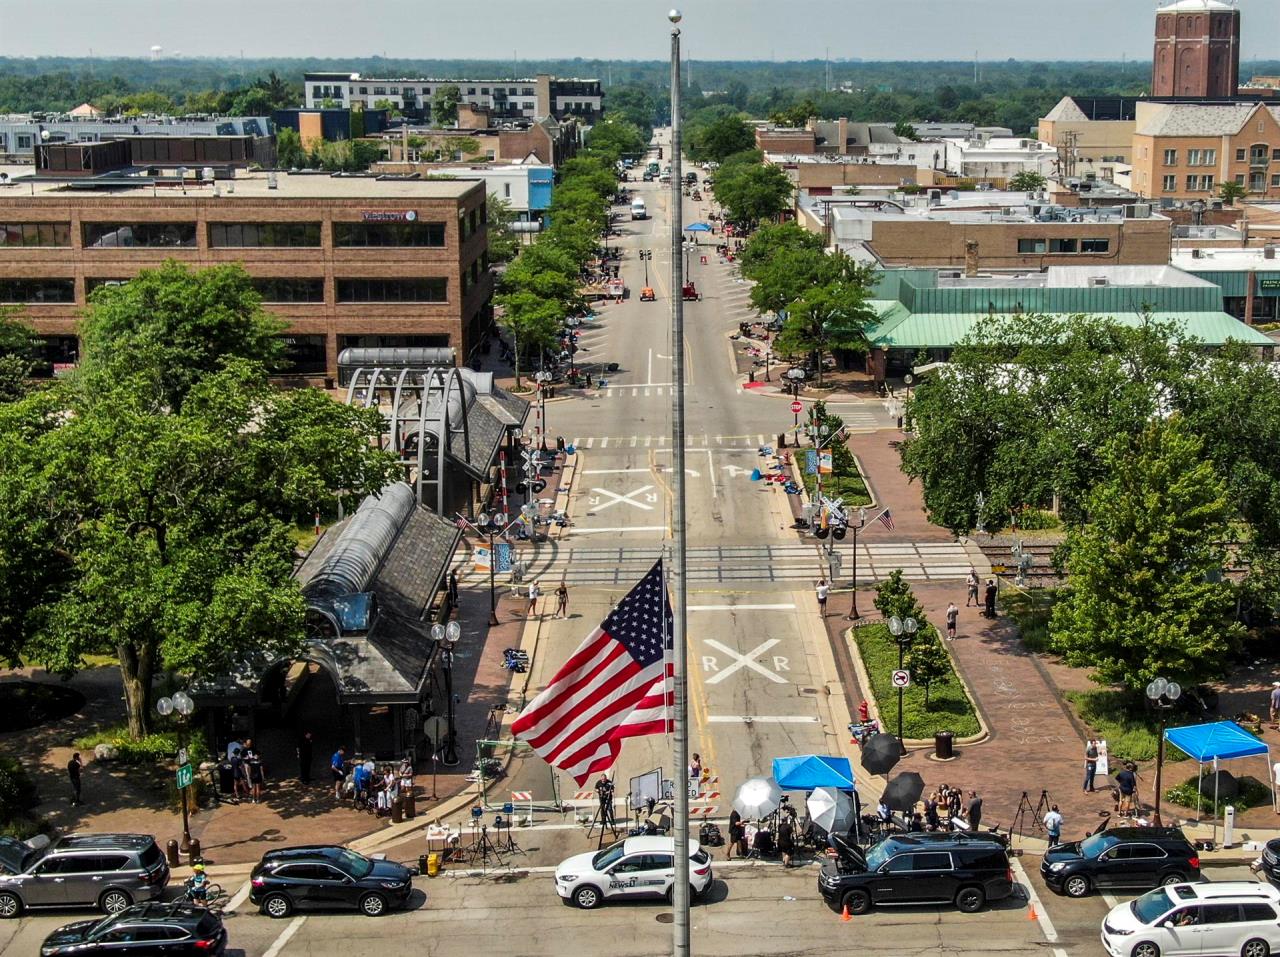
[262,916,307,957]
[707,449,718,499]
[589,485,655,512]
[688,603,797,611]
[706,715,819,723]
[570,525,668,534]
[224,879,252,913]
[1102,892,1120,908]
[1011,857,1058,943]
[704,637,786,685]
[582,468,650,475]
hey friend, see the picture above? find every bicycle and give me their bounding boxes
[182,878,226,911]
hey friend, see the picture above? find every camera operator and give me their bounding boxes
[595,774,616,828]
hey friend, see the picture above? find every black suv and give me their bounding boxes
[40,902,225,955]
[0,834,169,918]
[249,845,413,918]
[1041,826,1200,898]
[818,832,1013,915]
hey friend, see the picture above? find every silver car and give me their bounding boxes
[0,834,169,918]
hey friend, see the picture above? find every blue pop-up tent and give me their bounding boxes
[1163,721,1272,827]
[772,754,857,791]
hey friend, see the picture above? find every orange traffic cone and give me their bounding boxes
[1027,902,1038,922]
[840,904,852,922]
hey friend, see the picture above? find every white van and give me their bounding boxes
[1101,881,1280,957]
[630,198,647,221]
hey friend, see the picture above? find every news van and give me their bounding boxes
[631,198,648,220]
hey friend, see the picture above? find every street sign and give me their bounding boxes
[891,670,911,688]
[176,747,187,766]
[990,564,1007,574]
[175,763,193,789]
[423,716,449,745]
[790,400,803,414]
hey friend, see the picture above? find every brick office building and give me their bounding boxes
[0,144,492,383]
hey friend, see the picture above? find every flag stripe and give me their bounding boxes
[513,638,630,738]
[538,665,655,761]
[555,672,671,775]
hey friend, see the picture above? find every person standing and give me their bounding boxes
[448,570,460,609]
[1043,805,1063,846]
[1115,763,1137,816]
[945,602,959,641]
[727,809,745,860]
[966,568,980,607]
[815,579,830,616]
[555,582,569,619]
[331,747,347,800]
[1083,739,1099,793]
[777,815,795,868]
[229,747,246,803]
[924,791,940,831]
[966,791,983,831]
[297,731,313,786]
[67,752,83,806]
[527,580,540,618]
[983,580,997,619]
[1270,682,1280,728]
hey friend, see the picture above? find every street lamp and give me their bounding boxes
[432,620,464,767]
[843,507,869,621]
[156,690,195,851]
[887,615,918,751]
[475,511,505,626]
[1145,677,1182,826]
[640,248,652,286]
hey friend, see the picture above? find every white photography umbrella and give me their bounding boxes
[806,786,855,834]
[733,777,782,819]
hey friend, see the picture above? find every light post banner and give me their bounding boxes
[474,546,492,572]
[805,450,818,475]
[818,450,833,475]
[496,543,513,573]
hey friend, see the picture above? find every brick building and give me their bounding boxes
[1130,101,1280,201]
[1152,0,1241,98]
[0,146,492,383]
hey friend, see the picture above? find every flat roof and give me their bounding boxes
[0,169,482,201]
[1172,247,1280,270]
[935,265,1212,289]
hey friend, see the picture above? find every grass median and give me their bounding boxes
[801,469,872,506]
[852,622,980,739]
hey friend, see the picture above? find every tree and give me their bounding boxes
[905,632,951,707]
[372,98,402,117]
[80,262,284,410]
[487,194,520,264]
[494,291,564,390]
[769,99,818,128]
[713,161,794,227]
[586,117,646,161]
[1050,419,1243,689]
[0,310,40,402]
[689,113,755,163]
[775,271,878,386]
[873,569,927,625]
[738,222,825,279]
[892,119,919,141]
[1009,170,1047,191]
[1219,181,1247,206]
[431,84,461,125]
[275,127,307,169]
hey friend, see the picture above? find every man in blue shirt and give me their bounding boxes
[331,747,347,800]
[1115,763,1137,816]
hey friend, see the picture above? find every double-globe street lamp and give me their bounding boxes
[842,507,869,621]
[474,510,506,627]
[155,690,195,852]
[432,620,464,767]
[1146,677,1182,827]
[887,615,918,751]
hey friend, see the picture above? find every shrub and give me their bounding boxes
[852,623,979,738]
[0,757,39,820]
[75,726,209,767]
[1000,588,1055,653]
[1165,775,1271,816]
[1011,508,1060,531]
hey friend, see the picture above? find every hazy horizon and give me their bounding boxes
[1,0,1277,64]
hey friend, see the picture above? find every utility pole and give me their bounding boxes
[668,11,691,957]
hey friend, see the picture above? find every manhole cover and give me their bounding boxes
[656,913,674,924]
[800,686,818,695]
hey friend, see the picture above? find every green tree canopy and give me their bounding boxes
[586,117,647,161]
[905,632,951,706]
[1050,419,1243,688]
[1009,170,1048,191]
[431,84,461,125]
[713,160,794,226]
[487,194,520,264]
[0,310,39,403]
[775,269,878,386]
[688,112,755,164]
[738,222,825,278]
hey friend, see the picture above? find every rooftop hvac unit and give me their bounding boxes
[1123,203,1151,219]
[1192,248,1205,259]
[1089,277,1109,286]
[1266,244,1277,260]
[940,270,963,278]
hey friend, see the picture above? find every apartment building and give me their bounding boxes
[1130,101,1280,201]
[0,142,491,383]
[0,113,273,163]
[303,72,603,124]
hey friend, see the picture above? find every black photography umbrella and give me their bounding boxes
[860,732,902,776]
[882,771,926,812]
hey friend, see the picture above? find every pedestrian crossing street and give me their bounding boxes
[453,540,974,586]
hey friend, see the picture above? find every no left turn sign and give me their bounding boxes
[891,670,911,688]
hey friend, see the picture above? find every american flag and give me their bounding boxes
[511,561,673,786]
[877,509,896,531]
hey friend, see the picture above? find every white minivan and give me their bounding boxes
[1101,881,1280,957]
[630,198,647,220]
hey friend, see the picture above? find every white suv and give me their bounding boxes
[554,836,713,909]
[1102,880,1280,957]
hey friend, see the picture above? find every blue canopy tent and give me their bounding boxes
[1163,721,1271,832]
[772,755,857,791]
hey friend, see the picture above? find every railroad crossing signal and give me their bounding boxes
[891,670,911,688]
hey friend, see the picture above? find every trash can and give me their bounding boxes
[404,790,416,820]
[934,731,954,760]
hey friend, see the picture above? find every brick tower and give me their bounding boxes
[1152,0,1240,98]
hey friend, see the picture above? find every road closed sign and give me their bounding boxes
[891,670,911,688]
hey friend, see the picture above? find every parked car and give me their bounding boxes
[40,902,226,956]
[249,846,413,918]
[1259,837,1280,884]
[1101,881,1280,957]
[817,831,1013,915]
[0,834,169,919]
[554,836,713,909]
[1041,827,1200,898]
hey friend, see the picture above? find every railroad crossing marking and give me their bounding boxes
[703,638,789,685]
[588,485,657,511]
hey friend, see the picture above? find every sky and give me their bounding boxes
[1,0,1278,63]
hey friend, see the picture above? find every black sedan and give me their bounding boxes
[41,902,226,955]
[249,845,414,918]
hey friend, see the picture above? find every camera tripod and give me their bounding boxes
[587,799,620,848]
[493,813,525,856]
[466,824,503,872]
[1011,789,1053,840]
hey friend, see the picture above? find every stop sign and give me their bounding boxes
[790,400,803,414]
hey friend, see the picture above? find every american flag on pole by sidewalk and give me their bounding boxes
[877,508,896,531]
[511,561,673,786]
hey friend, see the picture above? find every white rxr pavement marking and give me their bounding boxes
[703,638,788,685]
[588,486,656,511]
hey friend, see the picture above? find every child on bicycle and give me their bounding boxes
[186,862,209,904]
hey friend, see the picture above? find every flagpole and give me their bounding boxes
[668,11,691,957]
